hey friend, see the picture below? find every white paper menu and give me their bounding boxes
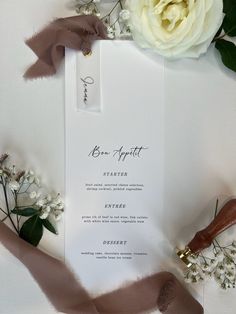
[65,41,166,295]
[65,40,236,312]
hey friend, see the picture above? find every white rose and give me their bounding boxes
[125,0,223,58]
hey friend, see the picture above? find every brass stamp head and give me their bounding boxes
[176,247,195,268]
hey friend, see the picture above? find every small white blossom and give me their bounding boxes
[26,170,35,183]
[188,255,198,264]
[210,258,218,268]
[119,9,130,21]
[53,210,63,221]
[9,180,20,191]
[215,251,224,262]
[36,198,47,207]
[214,274,225,285]
[202,263,210,271]
[216,264,225,275]
[107,27,115,39]
[52,195,64,210]
[45,205,51,213]
[25,170,40,186]
[229,250,236,258]
[225,271,235,281]
[29,191,38,199]
[39,211,49,220]
[225,259,234,269]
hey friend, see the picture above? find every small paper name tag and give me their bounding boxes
[77,43,101,113]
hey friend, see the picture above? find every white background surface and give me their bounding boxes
[0,1,236,314]
[0,1,69,313]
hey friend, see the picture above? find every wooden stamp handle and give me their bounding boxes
[187,199,236,254]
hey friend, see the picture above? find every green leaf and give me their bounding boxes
[223,0,236,13]
[20,215,43,246]
[215,39,236,72]
[42,219,58,235]
[11,207,38,217]
[223,5,236,36]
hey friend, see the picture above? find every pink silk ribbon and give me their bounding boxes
[24,15,107,79]
[0,222,203,313]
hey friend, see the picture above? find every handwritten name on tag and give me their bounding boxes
[80,76,95,105]
[77,44,101,113]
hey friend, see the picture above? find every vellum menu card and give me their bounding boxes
[65,41,165,295]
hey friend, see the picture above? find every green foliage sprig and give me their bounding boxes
[214,0,236,72]
[0,154,64,247]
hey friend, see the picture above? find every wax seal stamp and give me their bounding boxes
[177,199,236,267]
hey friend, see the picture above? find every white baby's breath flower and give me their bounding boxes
[210,258,218,268]
[107,27,115,39]
[225,257,234,268]
[189,266,199,276]
[53,194,63,205]
[229,250,236,258]
[203,271,212,279]
[216,264,225,275]
[36,193,64,222]
[214,274,225,285]
[83,9,92,15]
[188,255,198,264]
[46,194,52,202]
[215,251,224,262]
[8,165,16,176]
[9,180,20,191]
[25,170,40,186]
[53,210,63,221]
[34,177,40,186]
[29,191,38,199]
[36,198,47,207]
[125,0,223,58]
[39,211,49,220]
[45,205,51,213]
[225,271,235,281]
[202,263,210,271]
[119,9,130,21]
[26,170,35,183]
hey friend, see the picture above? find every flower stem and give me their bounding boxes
[101,1,120,20]
[0,207,8,215]
[119,0,123,10]
[212,26,236,43]
[0,175,19,234]
[14,191,20,232]
[214,199,219,218]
